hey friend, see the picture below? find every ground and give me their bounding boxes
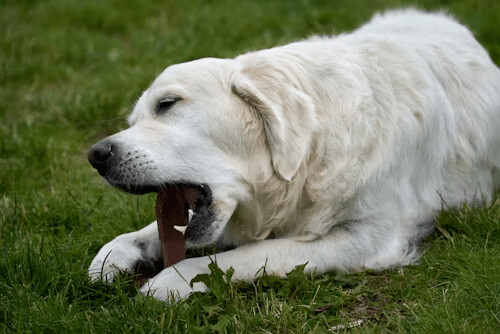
[1,0,499,332]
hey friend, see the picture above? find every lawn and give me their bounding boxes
[1,0,499,332]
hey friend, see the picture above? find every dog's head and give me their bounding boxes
[88,56,317,247]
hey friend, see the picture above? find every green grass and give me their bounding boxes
[1,0,499,332]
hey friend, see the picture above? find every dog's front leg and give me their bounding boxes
[140,223,399,302]
[139,238,331,302]
[88,221,161,282]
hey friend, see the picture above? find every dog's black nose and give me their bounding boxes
[88,140,117,176]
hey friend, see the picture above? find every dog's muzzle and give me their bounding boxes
[88,140,219,246]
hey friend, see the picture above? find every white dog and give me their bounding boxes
[88,9,500,301]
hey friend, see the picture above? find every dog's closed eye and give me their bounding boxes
[157,97,180,114]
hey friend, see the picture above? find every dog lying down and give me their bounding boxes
[88,9,500,302]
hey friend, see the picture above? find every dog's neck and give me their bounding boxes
[223,135,342,245]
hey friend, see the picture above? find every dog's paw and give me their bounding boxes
[88,235,144,283]
[139,259,208,302]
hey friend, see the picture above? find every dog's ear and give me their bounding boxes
[231,72,317,181]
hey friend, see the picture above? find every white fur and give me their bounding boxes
[89,9,500,302]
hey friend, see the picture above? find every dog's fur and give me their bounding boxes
[88,9,500,301]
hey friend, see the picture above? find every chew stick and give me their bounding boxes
[156,188,187,267]
[155,186,200,267]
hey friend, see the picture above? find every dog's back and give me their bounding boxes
[355,9,500,200]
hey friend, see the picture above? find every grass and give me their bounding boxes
[1,0,499,332]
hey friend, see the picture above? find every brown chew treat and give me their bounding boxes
[155,185,201,267]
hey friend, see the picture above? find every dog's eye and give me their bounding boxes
[157,97,179,114]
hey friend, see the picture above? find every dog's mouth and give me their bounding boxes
[114,182,217,246]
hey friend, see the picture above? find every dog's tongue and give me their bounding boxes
[155,185,201,267]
